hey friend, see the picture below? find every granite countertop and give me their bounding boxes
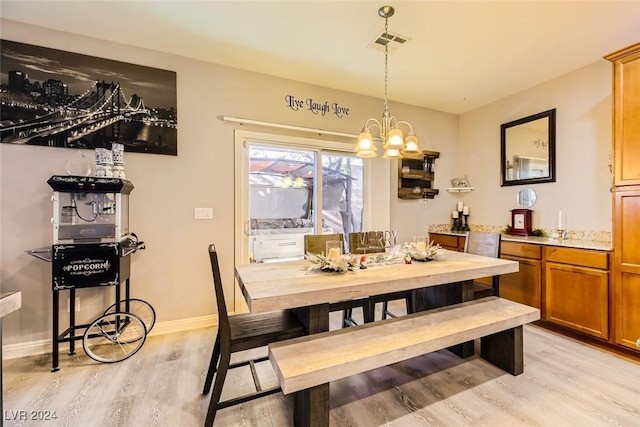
[429,230,612,251]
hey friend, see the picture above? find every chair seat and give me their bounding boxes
[229,310,305,352]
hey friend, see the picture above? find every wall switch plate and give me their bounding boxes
[66,297,80,312]
[194,207,213,220]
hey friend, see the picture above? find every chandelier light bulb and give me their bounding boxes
[384,128,405,149]
[401,134,421,155]
[356,131,374,150]
[357,149,378,158]
[355,131,377,158]
[383,148,402,159]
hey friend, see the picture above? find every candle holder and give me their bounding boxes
[452,210,465,233]
[556,229,567,240]
[463,214,470,231]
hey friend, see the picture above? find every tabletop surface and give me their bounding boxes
[235,250,519,313]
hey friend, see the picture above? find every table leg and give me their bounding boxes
[411,280,474,358]
[292,304,330,427]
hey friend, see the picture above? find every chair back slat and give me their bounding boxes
[464,232,501,297]
[208,244,230,336]
[464,231,501,258]
[304,233,344,255]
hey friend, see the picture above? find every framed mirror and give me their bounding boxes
[501,109,556,186]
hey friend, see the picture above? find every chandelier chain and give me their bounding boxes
[383,14,389,116]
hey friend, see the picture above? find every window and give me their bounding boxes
[235,131,364,263]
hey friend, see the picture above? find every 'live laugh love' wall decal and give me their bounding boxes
[285,95,350,118]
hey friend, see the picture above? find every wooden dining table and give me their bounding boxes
[235,249,519,426]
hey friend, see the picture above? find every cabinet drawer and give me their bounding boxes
[429,234,459,249]
[545,247,609,270]
[501,241,541,259]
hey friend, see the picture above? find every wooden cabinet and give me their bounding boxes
[428,232,465,252]
[607,42,640,353]
[606,43,640,187]
[613,188,640,350]
[545,249,610,340]
[397,151,439,199]
[499,241,542,308]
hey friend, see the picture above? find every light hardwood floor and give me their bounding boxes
[3,302,640,427]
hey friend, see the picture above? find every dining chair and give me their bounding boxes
[202,244,305,427]
[349,231,412,320]
[464,231,502,298]
[304,233,372,327]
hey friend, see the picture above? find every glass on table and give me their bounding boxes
[326,240,342,260]
[413,236,427,252]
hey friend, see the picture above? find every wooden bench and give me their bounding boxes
[269,296,540,426]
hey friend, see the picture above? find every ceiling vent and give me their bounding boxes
[368,31,410,53]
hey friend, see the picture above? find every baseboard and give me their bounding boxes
[147,314,217,337]
[2,314,218,360]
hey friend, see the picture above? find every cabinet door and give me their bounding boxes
[607,44,640,186]
[545,263,609,340]
[613,188,640,349]
[499,255,541,308]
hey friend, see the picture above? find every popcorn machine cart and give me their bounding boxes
[28,175,153,372]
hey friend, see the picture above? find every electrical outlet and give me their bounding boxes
[66,297,80,312]
[194,207,213,220]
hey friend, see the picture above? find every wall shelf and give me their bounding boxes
[446,187,475,193]
[398,151,440,200]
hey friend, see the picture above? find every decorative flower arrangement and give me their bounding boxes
[305,250,402,273]
[305,252,362,273]
[401,240,443,262]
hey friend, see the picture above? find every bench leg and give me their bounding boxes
[480,326,524,375]
[412,280,475,358]
[294,384,329,427]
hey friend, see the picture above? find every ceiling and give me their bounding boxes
[2,1,639,114]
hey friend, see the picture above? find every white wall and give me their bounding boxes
[0,19,457,349]
[458,61,613,233]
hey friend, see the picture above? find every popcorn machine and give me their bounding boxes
[28,175,151,371]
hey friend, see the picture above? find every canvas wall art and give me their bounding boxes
[0,40,177,156]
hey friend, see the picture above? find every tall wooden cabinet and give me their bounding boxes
[606,43,640,187]
[607,42,640,352]
[612,188,640,350]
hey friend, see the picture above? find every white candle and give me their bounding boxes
[457,201,464,211]
[463,206,469,215]
[327,247,340,260]
[452,211,459,219]
[558,210,563,229]
[416,241,427,252]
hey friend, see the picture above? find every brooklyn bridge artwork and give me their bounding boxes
[0,40,177,156]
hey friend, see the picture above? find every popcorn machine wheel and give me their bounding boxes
[27,176,154,371]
